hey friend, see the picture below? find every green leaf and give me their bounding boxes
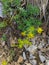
[0,22,7,28]
[2,34,7,41]
[27,4,40,15]
[19,8,27,17]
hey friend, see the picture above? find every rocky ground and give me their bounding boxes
[0,31,49,65]
[0,1,49,65]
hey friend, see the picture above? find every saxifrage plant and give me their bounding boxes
[0,0,43,48]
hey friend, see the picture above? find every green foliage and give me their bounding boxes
[2,34,7,41]
[19,8,27,17]
[16,17,42,31]
[25,26,36,35]
[1,0,20,14]
[1,0,42,48]
[10,0,21,7]
[13,4,41,32]
[10,49,15,57]
[0,22,7,28]
[1,0,41,31]
[27,4,40,15]
[9,49,15,61]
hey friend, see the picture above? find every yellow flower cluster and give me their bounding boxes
[27,33,34,38]
[2,60,8,65]
[21,27,43,39]
[19,27,44,48]
[21,31,26,36]
[18,38,32,48]
[37,27,43,34]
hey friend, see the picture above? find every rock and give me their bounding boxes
[39,63,44,65]
[48,39,49,44]
[25,62,31,65]
[10,61,15,65]
[26,63,31,65]
[0,55,3,58]
[10,37,17,47]
[7,56,11,62]
[46,60,49,65]
[38,43,44,49]
[1,41,5,46]
[17,56,23,63]
[29,54,36,59]
[38,39,45,49]
[15,62,20,65]
[39,54,46,63]
[30,59,37,65]
[31,38,36,45]
[26,45,37,54]
[23,52,26,60]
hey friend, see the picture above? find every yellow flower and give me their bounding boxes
[21,31,26,36]
[37,27,43,34]
[27,33,34,38]
[2,60,8,65]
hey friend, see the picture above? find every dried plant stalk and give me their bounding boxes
[27,0,48,21]
[36,0,48,21]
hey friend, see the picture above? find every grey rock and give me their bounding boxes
[38,42,45,49]
[29,54,36,59]
[30,59,37,65]
[38,39,46,49]
[39,54,46,63]
[46,60,49,65]
[31,38,36,45]
[23,52,26,60]
[48,39,49,44]
[26,45,37,54]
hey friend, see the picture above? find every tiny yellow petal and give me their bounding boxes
[27,33,34,38]
[37,27,43,34]
[2,60,8,65]
[21,32,26,36]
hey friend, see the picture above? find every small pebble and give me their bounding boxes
[17,56,23,63]
[26,45,37,54]
[15,62,20,65]
[46,60,49,65]
[30,59,37,65]
[29,54,36,59]
[23,52,26,60]
[39,54,46,63]
[25,62,31,65]
[1,41,5,46]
